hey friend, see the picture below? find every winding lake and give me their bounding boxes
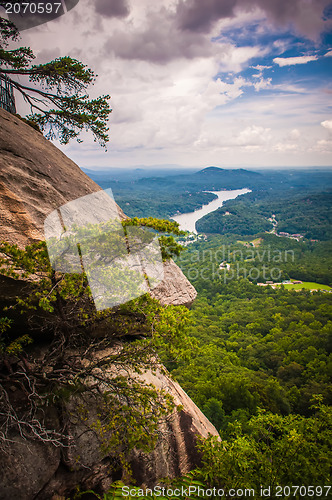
[171,188,251,233]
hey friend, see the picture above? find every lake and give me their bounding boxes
[171,188,251,233]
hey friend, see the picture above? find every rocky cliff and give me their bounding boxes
[0,109,115,247]
[0,108,217,499]
[0,108,196,306]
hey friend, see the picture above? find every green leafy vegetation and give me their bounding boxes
[147,229,332,492]
[277,281,331,290]
[196,200,272,235]
[75,401,332,498]
[115,188,217,219]
[122,217,185,260]
[198,400,332,493]
[171,235,332,422]
[0,3,111,145]
[197,189,332,239]
[0,238,190,471]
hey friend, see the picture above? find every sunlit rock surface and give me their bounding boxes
[0,108,196,306]
[0,108,213,499]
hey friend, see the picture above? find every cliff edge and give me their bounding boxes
[0,109,216,498]
[0,108,197,306]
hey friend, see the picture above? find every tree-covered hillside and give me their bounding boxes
[171,235,332,427]
[86,168,332,236]
[88,166,264,219]
[197,188,332,239]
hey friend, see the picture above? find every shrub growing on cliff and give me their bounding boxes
[0,231,191,473]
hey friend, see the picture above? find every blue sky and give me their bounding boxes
[8,0,332,169]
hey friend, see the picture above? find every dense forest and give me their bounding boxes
[161,231,332,498]
[1,0,331,495]
[103,227,332,498]
[196,189,332,240]
[172,239,332,422]
[2,165,332,498]
[76,168,332,498]
[88,167,332,231]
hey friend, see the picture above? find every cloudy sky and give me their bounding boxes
[7,0,332,169]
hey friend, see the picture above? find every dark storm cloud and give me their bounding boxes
[94,0,130,19]
[101,0,331,64]
[176,0,237,32]
[176,0,332,38]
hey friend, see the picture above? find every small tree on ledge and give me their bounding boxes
[0,1,111,147]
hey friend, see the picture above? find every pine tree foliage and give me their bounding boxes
[0,1,111,146]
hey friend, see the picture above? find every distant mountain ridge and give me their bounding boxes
[84,165,332,223]
[196,166,261,177]
[84,166,270,219]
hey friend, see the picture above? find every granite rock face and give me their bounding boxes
[0,109,213,499]
[0,108,196,306]
[0,108,120,247]
[0,437,60,500]
[32,365,218,499]
[150,259,197,307]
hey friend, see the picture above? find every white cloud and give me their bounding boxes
[252,65,272,70]
[219,45,268,73]
[273,143,298,152]
[216,77,251,100]
[273,55,318,66]
[324,50,332,57]
[253,77,272,91]
[309,121,332,154]
[234,125,272,147]
[273,128,301,152]
[321,120,332,131]
[13,0,332,168]
[290,128,300,140]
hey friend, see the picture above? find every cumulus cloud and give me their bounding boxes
[310,121,332,154]
[94,0,130,18]
[273,128,301,152]
[273,142,298,152]
[253,77,272,91]
[312,139,332,153]
[273,55,318,66]
[176,0,237,32]
[98,3,269,70]
[16,0,332,167]
[176,0,332,39]
[109,72,252,151]
[234,125,272,147]
[321,120,332,131]
[252,65,272,72]
[217,76,251,99]
[102,11,214,63]
[290,128,300,140]
[251,65,272,87]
